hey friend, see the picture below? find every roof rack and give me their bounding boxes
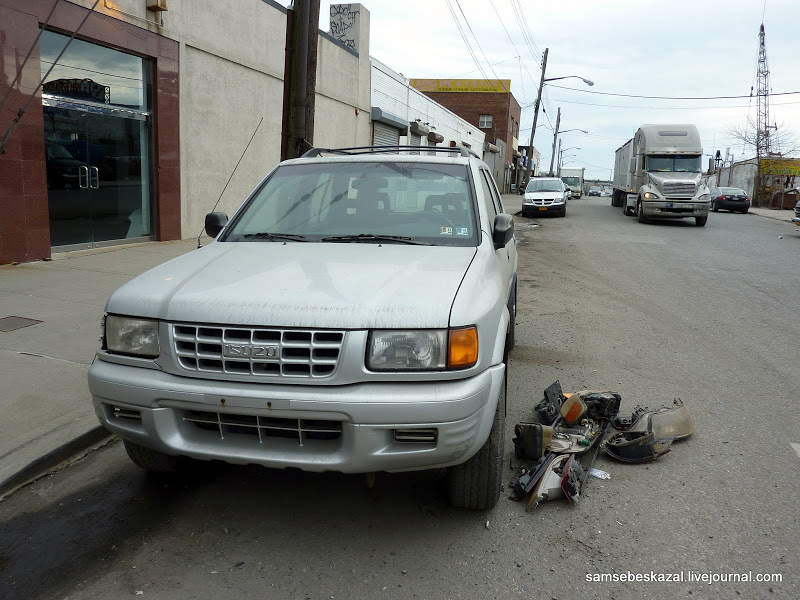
[301,145,480,159]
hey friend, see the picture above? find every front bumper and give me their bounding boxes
[523,201,564,215]
[88,358,505,473]
[717,199,750,211]
[642,200,710,219]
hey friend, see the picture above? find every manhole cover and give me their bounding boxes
[0,316,43,332]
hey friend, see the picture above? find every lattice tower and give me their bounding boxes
[755,23,771,158]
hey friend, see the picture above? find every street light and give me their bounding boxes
[523,48,593,184]
[558,148,580,175]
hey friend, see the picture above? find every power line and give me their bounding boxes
[544,83,800,100]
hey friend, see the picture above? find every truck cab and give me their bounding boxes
[627,125,711,227]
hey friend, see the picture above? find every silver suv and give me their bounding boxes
[88,146,518,509]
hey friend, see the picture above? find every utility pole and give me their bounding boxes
[556,138,562,176]
[523,48,548,186]
[548,107,560,176]
[281,0,320,160]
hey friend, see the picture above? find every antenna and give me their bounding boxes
[197,117,263,248]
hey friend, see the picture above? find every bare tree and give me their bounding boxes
[725,117,799,158]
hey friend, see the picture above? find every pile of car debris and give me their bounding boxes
[510,381,694,511]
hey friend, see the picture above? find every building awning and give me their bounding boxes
[427,131,444,143]
[484,142,500,154]
[409,120,429,135]
[371,107,408,131]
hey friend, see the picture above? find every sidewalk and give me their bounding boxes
[0,203,796,497]
[0,237,210,497]
[746,206,796,222]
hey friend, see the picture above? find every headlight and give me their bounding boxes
[105,315,160,357]
[643,191,660,199]
[698,193,711,202]
[367,327,478,371]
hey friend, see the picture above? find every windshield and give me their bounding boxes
[645,155,701,173]
[563,177,580,187]
[222,161,478,246]
[526,179,563,193]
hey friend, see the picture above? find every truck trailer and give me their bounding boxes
[611,124,710,226]
[559,167,584,198]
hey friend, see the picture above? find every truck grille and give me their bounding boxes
[662,181,696,197]
[182,410,342,445]
[171,324,344,379]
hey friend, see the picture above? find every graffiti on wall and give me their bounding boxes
[330,4,360,51]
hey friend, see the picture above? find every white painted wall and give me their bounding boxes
[371,59,485,152]
[82,0,373,238]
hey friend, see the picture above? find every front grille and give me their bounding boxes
[662,181,696,197]
[172,324,344,379]
[182,410,342,445]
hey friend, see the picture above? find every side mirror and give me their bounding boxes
[205,212,229,238]
[493,213,514,249]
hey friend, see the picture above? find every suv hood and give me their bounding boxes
[106,242,476,329]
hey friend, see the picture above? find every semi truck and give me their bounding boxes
[559,167,584,198]
[611,124,710,226]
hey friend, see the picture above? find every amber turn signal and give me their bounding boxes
[448,327,478,369]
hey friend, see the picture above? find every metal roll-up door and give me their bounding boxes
[373,122,400,146]
[410,133,421,154]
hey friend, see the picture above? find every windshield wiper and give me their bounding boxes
[319,233,429,245]
[241,232,308,242]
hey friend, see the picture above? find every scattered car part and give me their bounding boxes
[560,455,584,504]
[601,419,673,464]
[560,393,587,425]
[613,399,693,441]
[513,422,553,460]
[526,453,569,511]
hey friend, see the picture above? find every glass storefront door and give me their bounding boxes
[40,29,153,250]
[44,103,152,248]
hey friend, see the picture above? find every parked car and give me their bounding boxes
[87,145,518,510]
[522,177,569,217]
[793,198,800,226]
[710,187,750,213]
[588,186,602,196]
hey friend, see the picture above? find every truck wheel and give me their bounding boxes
[636,198,647,223]
[695,216,708,227]
[447,376,505,510]
[124,439,181,472]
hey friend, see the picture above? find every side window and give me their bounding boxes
[479,169,498,221]
[485,170,505,213]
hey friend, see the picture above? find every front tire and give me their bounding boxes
[712,200,719,212]
[124,440,181,472]
[447,376,506,510]
[695,216,708,227]
[636,198,647,223]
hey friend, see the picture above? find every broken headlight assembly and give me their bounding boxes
[104,315,160,358]
[367,327,477,371]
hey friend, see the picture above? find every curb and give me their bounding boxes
[0,426,113,500]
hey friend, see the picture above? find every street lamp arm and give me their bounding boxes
[544,75,594,86]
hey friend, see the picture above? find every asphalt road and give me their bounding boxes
[1,197,798,599]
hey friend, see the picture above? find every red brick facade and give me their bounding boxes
[417,90,521,184]
[0,0,180,264]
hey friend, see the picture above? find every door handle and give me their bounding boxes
[90,166,99,189]
[79,165,89,189]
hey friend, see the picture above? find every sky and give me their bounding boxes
[282,0,799,181]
